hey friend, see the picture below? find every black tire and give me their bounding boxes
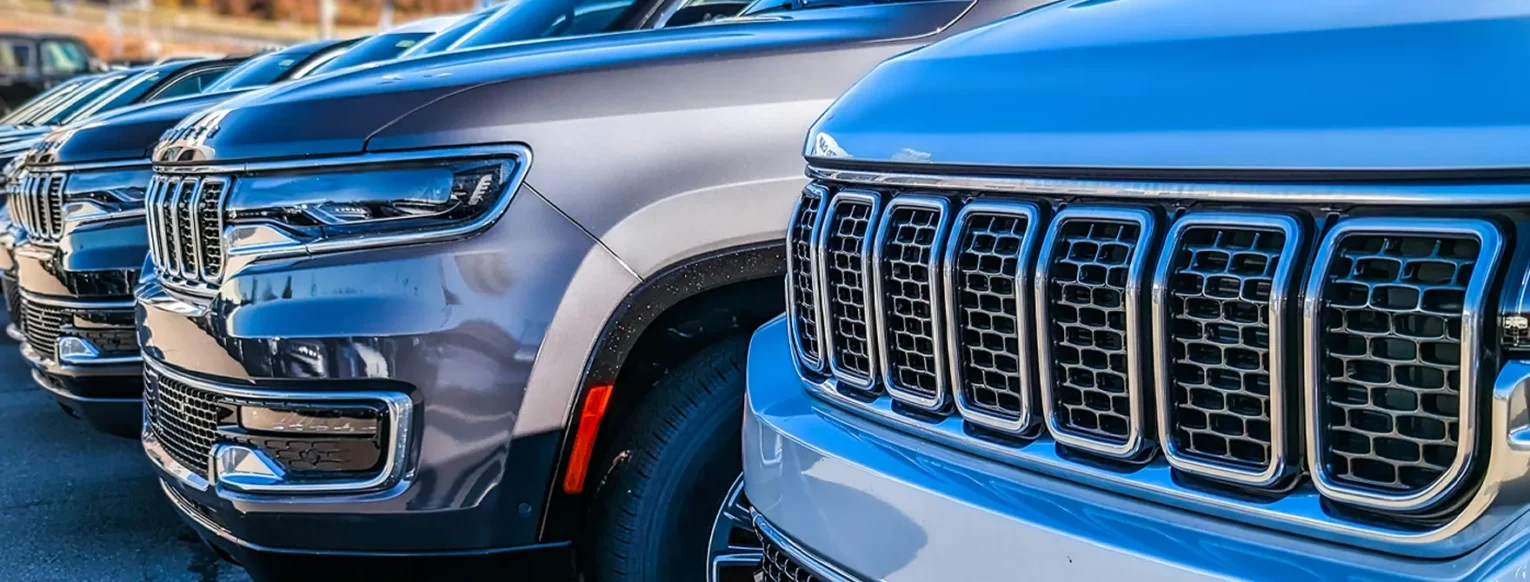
[584,335,750,582]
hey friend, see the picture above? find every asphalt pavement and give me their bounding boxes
[0,331,252,581]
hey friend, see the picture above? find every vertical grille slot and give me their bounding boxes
[943,201,1043,433]
[786,185,827,372]
[14,172,66,242]
[146,172,231,291]
[1035,207,1155,459]
[1305,218,1501,510]
[197,179,227,280]
[757,537,822,582]
[1153,214,1301,486]
[872,196,950,409]
[817,191,880,391]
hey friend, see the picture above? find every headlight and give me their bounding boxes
[219,151,523,257]
[58,165,153,227]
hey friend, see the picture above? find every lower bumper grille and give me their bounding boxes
[759,537,821,582]
[20,297,67,361]
[144,369,232,478]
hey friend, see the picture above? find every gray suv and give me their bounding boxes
[130,0,1048,578]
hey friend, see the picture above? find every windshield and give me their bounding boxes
[449,0,648,51]
[0,79,87,125]
[205,49,310,91]
[29,73,133,126]
[308,32,432,75]
[60,70,161,124]
[741,0,911,14]
[401,10,497,57]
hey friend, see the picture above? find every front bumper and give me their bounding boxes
[139,190,609,554]
[743,317,1530,581]
[13,219,146,436]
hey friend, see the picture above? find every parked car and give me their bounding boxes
[746,0,1530,580]
[124,0,1048,579]
[0,58,244,155]
[2,41,354,437]
[0,32,104,115]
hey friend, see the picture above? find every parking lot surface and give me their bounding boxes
[0,333,251,581]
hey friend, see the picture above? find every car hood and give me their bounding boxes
[808,0,1530,174]
[47,89,253,166]
[171,2,975,164]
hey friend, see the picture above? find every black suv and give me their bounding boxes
[0,33,104,114]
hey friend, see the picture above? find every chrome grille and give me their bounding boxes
[819,192,879,390]
[13,172,66,242]
[1153,214,1301,485]
[871,197,949,408]
[944,202,1042,433]
[1306,219,1500,508]
[19,297,67,362]
[784,175,1515,547]
[1036,208,1154,458]
[786,186,827,371]
[146,174,229,290]
[144,370,232,478]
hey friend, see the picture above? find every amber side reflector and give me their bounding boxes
[562,384,615,494]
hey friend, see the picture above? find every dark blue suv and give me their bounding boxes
[746,0,1530,579]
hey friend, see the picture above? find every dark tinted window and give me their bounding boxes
[0,78,86,124]
[308,32,432,75]
[147,65,232,101]
[0,40,30,75]
[40,40,90,75]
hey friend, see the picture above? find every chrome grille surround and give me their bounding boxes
[942,200,1044,434]
[785,184,828,373]
[13,172,67,242]
[1303,218,1503,512]
[1151,213,1302,487]
[870,195,952,410]
[145,173,229,293]
[1034,207,1156,460]
[816,191,882,391]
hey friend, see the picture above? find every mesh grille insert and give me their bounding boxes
[1164,225,1283,469]
[876,202,945,401]
[1320,232,1477,493]
[20,297,67,362]
[951,209,1032,420]
[758,537,822,582]
[824,196,876,386]
[1043,216,1143,443]
[145,372,233,478]
[788,189,825,369]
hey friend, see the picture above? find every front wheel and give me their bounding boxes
[584,336,761,582]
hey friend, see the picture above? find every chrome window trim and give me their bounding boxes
[816,190,882,392]
[941,199,1044,435]
[807,165,1530,206]
[143,357,415,496]
[1034,206,1157,460]
[785,184,828,374]
[1150,212,1302,487]
[1302,217,1504,512]
[870,194,952,411]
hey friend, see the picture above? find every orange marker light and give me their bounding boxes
[562,385,614,494]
